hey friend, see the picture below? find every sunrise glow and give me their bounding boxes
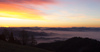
[0,0,100,27]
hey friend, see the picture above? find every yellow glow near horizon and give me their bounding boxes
[3,26,9,28]
[0,17,48,27]
[0,17,22,20]
[0,11,44,20]
[0,17,100,27]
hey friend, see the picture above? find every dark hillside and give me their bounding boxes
[36,37,100,52]
[0,40,51,52]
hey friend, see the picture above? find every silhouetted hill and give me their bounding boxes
[0,40,52,52]
[36,37,100,52]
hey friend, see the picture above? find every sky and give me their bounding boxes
[0,0,100,27]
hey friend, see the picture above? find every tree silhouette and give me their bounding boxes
[0,29,9,41]
[8,31,15,43]
[20,30,29,45]
[30,34,37,46]
[0,33,6,41]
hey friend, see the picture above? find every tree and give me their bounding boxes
[2,29,10,38]
[0,29,9,41]
[30,34,37,46]
[8,32,15,43]
[0,33,6,41]
[20,30,29,45]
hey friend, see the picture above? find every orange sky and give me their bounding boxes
[0,0,100,27]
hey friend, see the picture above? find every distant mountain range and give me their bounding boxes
[0,27,100,32]
[45,27,100,31]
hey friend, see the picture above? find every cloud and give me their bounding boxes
[92,0,100,2]
[0,0,57,15]
[0,0,58,20]
[92,18,100,21]
[0,0,56,5]
[45,11,88,19]
[0,3,43,20]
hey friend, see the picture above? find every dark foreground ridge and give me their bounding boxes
[36,37,100,52]
[0,40,51,52]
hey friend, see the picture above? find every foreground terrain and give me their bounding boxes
[0,40,51,52]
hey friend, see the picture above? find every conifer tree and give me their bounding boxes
[8,32,15,43]
[20,30,29,45]
[30,34,37,46]
[0,29,9,41]
[0,33,6,41]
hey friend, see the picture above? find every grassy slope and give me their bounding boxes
[0,40,51,52]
